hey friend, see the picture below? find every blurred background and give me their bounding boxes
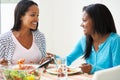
[0,0,120,66]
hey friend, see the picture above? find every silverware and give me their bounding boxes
[38,57,53,68]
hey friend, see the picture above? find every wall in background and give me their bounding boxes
[1,0,120,66]
[1,4,15,33]
[1,0,19,3]
[0,4,1,33]
[39,0,104,57]
[39,0,120,56]
[0,0,40,34]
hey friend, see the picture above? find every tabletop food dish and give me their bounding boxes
[46,67,82,75]
[2,64,43,80]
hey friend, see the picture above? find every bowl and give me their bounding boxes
[1,64,43,80]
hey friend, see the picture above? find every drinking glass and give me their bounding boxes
[55,57,68,80]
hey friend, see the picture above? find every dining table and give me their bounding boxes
[0,64,93,80]
[40,64,93,80]
[41,72,92,80]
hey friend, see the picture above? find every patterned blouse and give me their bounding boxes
[0,29,46,63]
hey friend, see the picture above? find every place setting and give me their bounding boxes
[45,57,83,80]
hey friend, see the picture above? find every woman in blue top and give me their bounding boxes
[66,3,120,74]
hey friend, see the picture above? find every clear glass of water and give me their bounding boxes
[56,57,68,80]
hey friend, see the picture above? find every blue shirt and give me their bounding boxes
[66,32,120,74]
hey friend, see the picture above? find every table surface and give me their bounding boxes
[0,73,92,80]
[0,64,93,80]
[41,64,93,80]
[41,72,92,80]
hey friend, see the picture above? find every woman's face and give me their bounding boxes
[81,11,94,35]
[20,5,39,30]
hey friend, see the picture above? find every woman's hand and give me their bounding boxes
[46,52,55,58]
[46,52,55,64]
[39,52,55,68]
[80,63,92,74]
[0,58,8,66]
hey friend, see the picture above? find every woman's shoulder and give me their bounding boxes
[109,32,120,40]
[79,35,86,42]
[107,32,120,44]
[32,30,45,41]
[33,30,44,36]
[0,31,12,40]
[75,35,86,46]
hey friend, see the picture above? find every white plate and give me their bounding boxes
[46,67,81,75]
